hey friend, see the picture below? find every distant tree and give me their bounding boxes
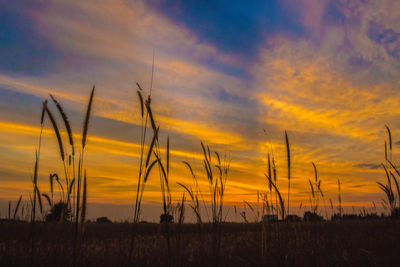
[391,208,400,218]
[160,214,173,224]
[285,214,301,222]
[96,216,112,223]
[330,213,343,221]
[303,211,324,222]
[45,201,71,222]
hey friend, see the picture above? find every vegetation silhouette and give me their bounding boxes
[45,201,71,222]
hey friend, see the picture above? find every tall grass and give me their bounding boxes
[179,143,229,264]
[174,191,186,265]
[378,125,400,216]
[37,86,94,225]
[34,87,95,266]
[267,153,272,214]
[8,196,22,221]
[263,129,278,217]
[285,131,291,217]
[265,152,278,217]
[308,178,316,212]
[262,131,291,220]
[200,143,230,264]
[266,174,285,220]
[138,82,175,264]
[129,81,170,264]
[177,180,202,224]
[310,162,324,215]
[29,100,48,265]
[179,161,207,264]
[243,200,259,222]
[153,134,172,264]
[132,85,159,224]
[50,94,76,214]
[338,178,342,217]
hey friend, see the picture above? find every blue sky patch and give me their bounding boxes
[0,2,62,76]
[147,0,307,76]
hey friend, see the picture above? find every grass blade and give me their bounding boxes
[13,195,22,220]
[137,90,144,118]
[285,131,291,216]
[183,161,195,178]
[144,159,159,183]
[50,94,75,155]
[386,125,392,150]
[42,193,52,207]
[145,127,159,167]
[44,103,65,161]
[166,136,170,175]
[82,86,95,149]
[80,170,87,226]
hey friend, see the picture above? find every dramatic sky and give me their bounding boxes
[1,0,400,221]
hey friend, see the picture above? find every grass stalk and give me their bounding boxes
[285,131,291,218]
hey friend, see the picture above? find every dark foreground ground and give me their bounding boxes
[0,220,399,266]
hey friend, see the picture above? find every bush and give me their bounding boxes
[391,208,400,218]
[45,202,71,222]
[96,217,112,223]
[159,214,173,224]
[303,211,324,222]
[286,214,302,222]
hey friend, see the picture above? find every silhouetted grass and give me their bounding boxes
[2,79,400,267]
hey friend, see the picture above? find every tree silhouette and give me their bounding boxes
[160,213,173,224]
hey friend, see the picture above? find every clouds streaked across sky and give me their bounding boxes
[1,0,400,220]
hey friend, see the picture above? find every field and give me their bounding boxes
[1,220,399,266]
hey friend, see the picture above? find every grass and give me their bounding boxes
[29,87,95,266]
[178,143,230,265]
[338,178,342,217]
[377,125,400,216]
[285,131,291,217]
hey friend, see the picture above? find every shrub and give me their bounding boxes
[303,211,324,222]
[160,214,173,224]
[45,202,71,222]
[96,217,112,223]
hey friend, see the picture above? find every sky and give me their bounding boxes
[1,0,400,221]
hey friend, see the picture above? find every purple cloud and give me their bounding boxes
[348,56,372,69]
[368,21,400,59]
